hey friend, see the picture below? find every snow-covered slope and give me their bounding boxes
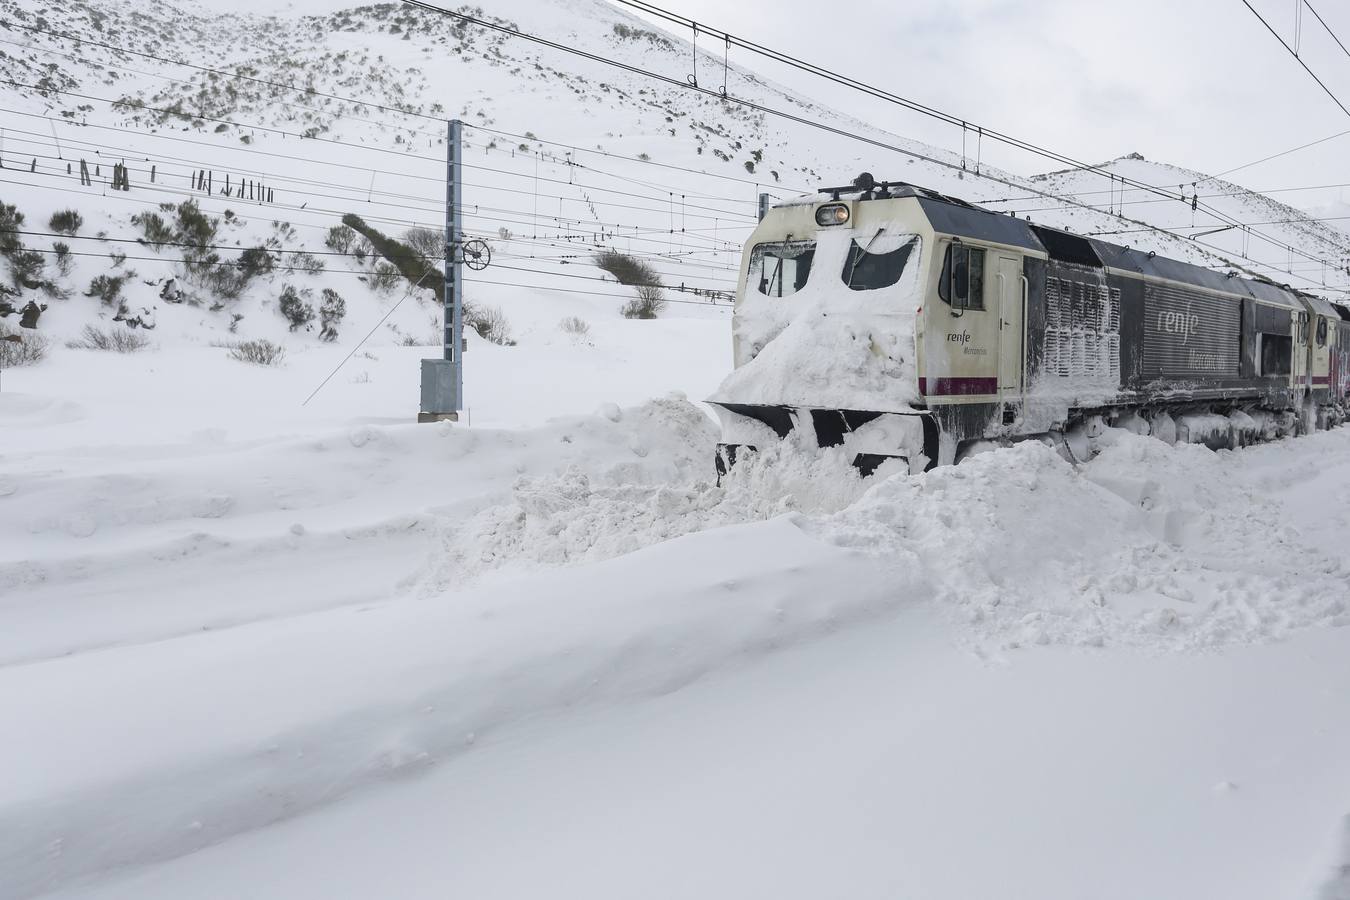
[2,0,1346,363]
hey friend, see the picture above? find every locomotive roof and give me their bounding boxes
[916,191,1313,310]
[790,180,1335,311]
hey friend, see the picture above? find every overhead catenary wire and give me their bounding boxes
[4,128,759,227]
[1239,0,1350,117]
[8,7,1345,296]
[0,99,759,224]
[0,174,745,284]
[3,157,751,257]
[610,0,1350,286]
[12,243,739,304]
[403,0,1348,294]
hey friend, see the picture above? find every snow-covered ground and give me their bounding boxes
[5,324,1350,899]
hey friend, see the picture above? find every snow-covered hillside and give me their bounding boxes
[2,0,1346,363]
[3,1,1350,898]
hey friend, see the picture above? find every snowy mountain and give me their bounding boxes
[2,0,1347,357]
[3,2,1350,899]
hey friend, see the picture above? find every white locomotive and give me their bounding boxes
[711,175,1350,474]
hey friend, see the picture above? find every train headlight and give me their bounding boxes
[815,203,850,226]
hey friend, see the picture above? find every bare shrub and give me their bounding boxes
[595,249,667,319]
[622,284,666,319]
[289,251,325,276]
[594,249,658,287]
[48,209,83,235]
[52,241,73,277]
[226,339,285,366]
[0,321,50,366]
[278,284,315,331]
[66,324,151,352]
[468,304,514,345]
[367,261,402,294]
[319,288,345,342]
[325,224,356,254]
[237,246,275,279]
[403,226,445,260]
[131,211,175,249]
[85,273,125,306]
[7,250,46,290]
[559,315,591,340]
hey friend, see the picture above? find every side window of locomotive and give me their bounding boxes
[1260,333,1293,377]
[938,243,985,310]
[842,237,918,291]
[1317,317,1329,347]
[748,241,816,298]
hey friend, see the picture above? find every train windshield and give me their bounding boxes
[749,240,816,298]
[843,233,919,291]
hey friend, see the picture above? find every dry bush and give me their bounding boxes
[403,226,445,260]
[559,315,591,339]
[367,261,403,294]
[468,304,514,345]
[594,248,658,287]
[66,324,151,352]
[325,224,356,254]
[226,339,285,366]
[278,284,315,331]
[595,250,666,319]
[622,284,667,319]
[48,209,83,235]
[0,321,50,366]
[85,274,125,306]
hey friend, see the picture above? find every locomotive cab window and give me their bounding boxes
[938,242,985,311]
[748,240,815,298]
[1317,317,1329,347]
[842,236,918,292]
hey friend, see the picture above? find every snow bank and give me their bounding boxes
[433,425,872,586]
[813,433,1350,651]
[0,516,912,899]
[440,423,1350,654]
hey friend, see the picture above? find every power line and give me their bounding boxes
[5,127,758,226]
[404,0,1344,293]
[9,8,1341,293]
[0,85,757,223]
[1211,128,1350,180]
[609,0,1350,286]
[0,172,744,281]
[464,123,808,195]
[4,21,791,202]
[14,244,737,305]
[1240,0,1350,117]
[1302,0,1350,61]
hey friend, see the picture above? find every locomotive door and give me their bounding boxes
[996,255,1025,401]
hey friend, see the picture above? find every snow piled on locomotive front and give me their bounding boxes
[710,221,930,469]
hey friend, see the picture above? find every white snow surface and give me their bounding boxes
[4,340,1350,899]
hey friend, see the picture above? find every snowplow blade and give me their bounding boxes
[710,402,937,478]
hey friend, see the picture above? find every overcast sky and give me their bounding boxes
[629,0,1350,213]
